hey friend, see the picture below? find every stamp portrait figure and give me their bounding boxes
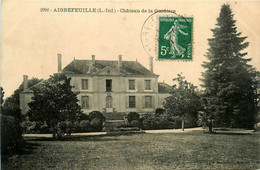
[164,20,188,58]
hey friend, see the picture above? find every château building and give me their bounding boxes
[20,54,171,115]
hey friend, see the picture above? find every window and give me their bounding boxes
[129,80,135,90]
[82,79,88,90]
[145,80,151,90]
[145,96,152,108]
[81,96,89,109]
[129,96,136,108]
[106,79,112,92]
[106,96,112,108]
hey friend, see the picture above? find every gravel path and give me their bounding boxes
[23,127,204,138]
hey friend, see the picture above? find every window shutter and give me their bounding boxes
[89,96,91,109]
[126,96,129,108]
[142,96,145,108]
[81,80,84,89]
[152,96,155,108]
[81,96,84,108]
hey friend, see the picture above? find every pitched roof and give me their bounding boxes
[62,60,158,76]
[158,82,172,93]
[21,79,48,93]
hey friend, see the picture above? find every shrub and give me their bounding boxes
[89,111,105,132]
[130,120,142,128]
[117,124,135,128]
[141,115,179,130]
[78,113,90,121]
[66,121,73,129]
[155,108,165,117]
[89,111,105,121]
[36,122,51,134]
[58,121,67,133]
[127,112,140,123]
[58,120,75,135]
[103,112,127,120]
[79,120,91,132]
[73,121,80,132]
[21,120,36,133]
[1,114,24,154]
[21,120,54,134]
[90,117,103,132]
[142,116,153,130]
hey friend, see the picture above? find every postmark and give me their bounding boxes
[141,10,193,61]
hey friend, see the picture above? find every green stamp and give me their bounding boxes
[158,17,193,60]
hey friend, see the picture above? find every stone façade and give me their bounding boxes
[20,54,171,115]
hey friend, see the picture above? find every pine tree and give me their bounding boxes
[201,4,257,129]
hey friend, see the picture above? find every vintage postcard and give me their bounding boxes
[1,0,260,169]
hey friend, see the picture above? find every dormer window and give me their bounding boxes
[82,79,88,90]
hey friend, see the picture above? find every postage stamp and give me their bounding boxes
[141,11,193,61]
[158,17,193,60]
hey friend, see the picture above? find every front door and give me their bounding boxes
[106,96,112,108]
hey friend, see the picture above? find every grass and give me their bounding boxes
[2,131,260,169]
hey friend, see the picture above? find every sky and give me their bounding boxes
[1,0,260,98]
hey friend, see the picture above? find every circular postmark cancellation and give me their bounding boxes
[141,10,193,61]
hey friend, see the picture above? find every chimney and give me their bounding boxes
[92,55,95,65]
[149,56,153,73]
[58,54,62,73]
[23,75,28,90]
[118,55,122,69]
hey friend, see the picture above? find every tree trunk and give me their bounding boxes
[254,123,257,132]
[182,120,185,131]
[52,124,57,139]
[209,121,213,133]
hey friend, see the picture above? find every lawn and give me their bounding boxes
[2,131,260,169]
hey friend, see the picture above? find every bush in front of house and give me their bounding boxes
[21,120,36,133]
[141,114,179,130]
[21,120,52,134]
[78,114,90,122]
[90,118,103,131]
[155,108,165,117]
[130,120,142,129]
[126,112,144,128]
[103,112,127,120]
[89,111,105,121]
[48,112,105,133]
[127,112,140,123]
[141,111,199,130]
[79,120,92,132]
[89,111,105,132]
[58,121,67,133]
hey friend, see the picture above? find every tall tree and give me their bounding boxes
[27,73,82,138]
[164,73,201,130]
[251,68,260,125]
[201,4,257,129]
[1,87,23,153]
